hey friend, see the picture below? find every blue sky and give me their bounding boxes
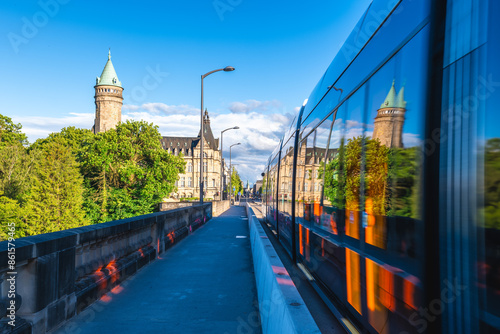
[0,0,372,184]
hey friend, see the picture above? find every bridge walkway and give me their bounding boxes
[53,206,261,334]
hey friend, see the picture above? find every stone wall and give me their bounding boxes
[93,85,123,133]
[158,202,194,211]
[212,200,230,217]
[0,204,211,333]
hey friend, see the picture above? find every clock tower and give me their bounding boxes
[93,50,123,134]
[372,80,406,148]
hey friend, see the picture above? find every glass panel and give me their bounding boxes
[267,156,279,230]
[343,86,366,241]
[278,134,295,251]
[322,104,346,236]
[296,139,307,225]
[346,248,362,315]
[479,1,500,327]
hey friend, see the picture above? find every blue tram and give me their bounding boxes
[262,0,500,333]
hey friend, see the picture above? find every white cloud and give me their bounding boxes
[13,100,297,183]
[13,113,94,142]
[402,133,422,147]
[228,99,282,114]
[122,102,294,182]
[123,103,198,115]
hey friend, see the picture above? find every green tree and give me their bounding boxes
[484,138,500,229]
[323,136,388,214]
[0,192,26,240]
[80,120,185,222]
[0,114,28,147]
[323,136,420,218]
[0,144,33,201]
[229,167,243,197]
[0,114,31,241]
[31,126,93,156]
[24,139,89,235]
[386,146,420,217]
[0,114,32,201]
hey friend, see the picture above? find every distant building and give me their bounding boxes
[161,110,225,200]
[254,179,263,195]
[93,50,123,134]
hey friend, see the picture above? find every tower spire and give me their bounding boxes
[108,48,111,60]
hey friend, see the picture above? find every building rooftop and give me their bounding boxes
[95,50,122,88]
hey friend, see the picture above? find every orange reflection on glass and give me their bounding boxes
[403,275,419,310]
[314,202,322,218]
[366,259,389,334]
[345,209,360,239]
[306,228,310,262]
[299,225,304,256]
[329,214,338,235]
[365,198,387,249]
[379,265,395,312]
[346,248,362,314]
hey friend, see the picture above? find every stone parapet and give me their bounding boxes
[0,204,212,333]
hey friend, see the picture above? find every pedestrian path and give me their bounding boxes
[53,206,261,334]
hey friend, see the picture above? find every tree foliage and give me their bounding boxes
[79,120,184,222]
[484,138,500,229]
[0,115,186,240]
[24,139,89,235]
[0,114,28,147]
[323,136,419,217]
[229,167,243,197]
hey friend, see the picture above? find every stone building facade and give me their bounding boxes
[93,50,123,134]
[162,110,225,200]
[372,80,406,148]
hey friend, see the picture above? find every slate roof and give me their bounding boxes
[162,110,219,152]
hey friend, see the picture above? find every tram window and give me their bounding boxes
[296,139,307,225]
[342,86,366,241]
[321,103,346,236]
[478,4,500,323]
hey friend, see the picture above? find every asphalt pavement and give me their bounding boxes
[53,205,261,334]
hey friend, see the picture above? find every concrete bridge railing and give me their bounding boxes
[0,203,214,333]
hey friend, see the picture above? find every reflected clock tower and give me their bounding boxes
[372,80,406,148]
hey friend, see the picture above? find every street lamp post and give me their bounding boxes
[220,126,239,200]
[200,66,235,204]
[229,143,241,204]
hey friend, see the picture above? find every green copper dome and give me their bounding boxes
[380,80,406,109]
[95,50,122,88]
